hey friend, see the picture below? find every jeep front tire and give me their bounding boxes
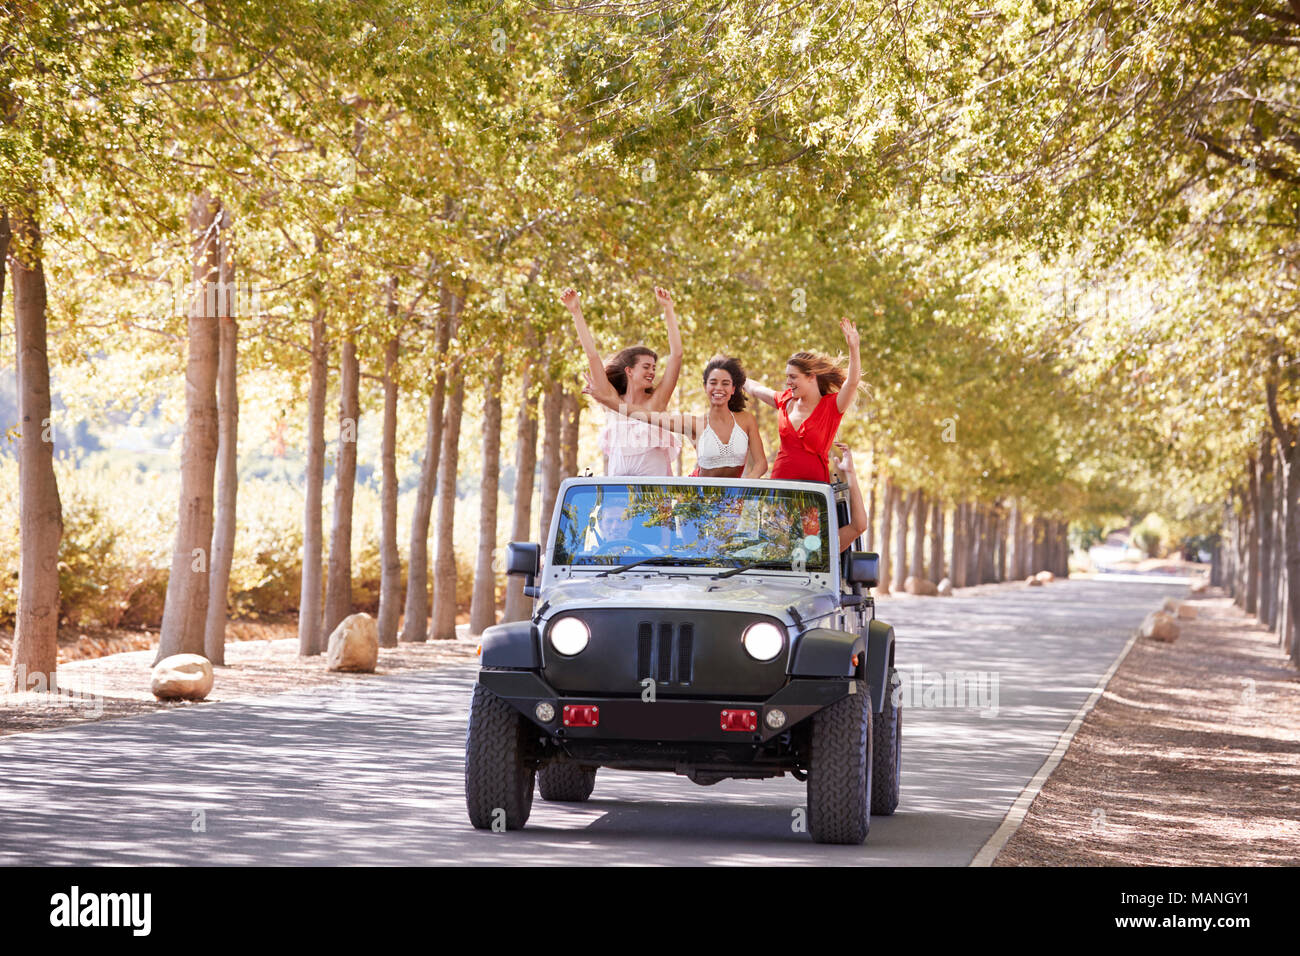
[465,683,535,830]
[806,682,872,844]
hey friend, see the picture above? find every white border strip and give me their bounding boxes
[969,627,1142,867]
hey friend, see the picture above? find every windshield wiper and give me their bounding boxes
[712,560,800,580]
[595,556,713,577]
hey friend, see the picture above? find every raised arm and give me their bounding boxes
[834,443,869,552]
[741,411,768,479]
[583,373,698,439]
[836,317,862,415]
[648,286,684,412]
[743,379,778,409]
[561,287,619,404]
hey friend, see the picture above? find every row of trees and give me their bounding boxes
[1218,424,1298,662]
[3,1,1298,691]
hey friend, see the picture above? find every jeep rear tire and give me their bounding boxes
[465,683,535,830]
[871,667,901,815]
[538,763,597,802]
[806,682,872,844]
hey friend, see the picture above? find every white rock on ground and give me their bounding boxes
[150,654,214,701]
[1177,603,1198,620]
[1026,575,1043,587]
[1140,610,1180,643]
[1035,570,1055,583]
[1161,596,1181,614]
[936,577,954,597]
[326,613,379,673]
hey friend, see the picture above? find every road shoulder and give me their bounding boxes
[993,591,1300,865]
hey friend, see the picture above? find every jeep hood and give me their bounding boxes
[540,574,840,627]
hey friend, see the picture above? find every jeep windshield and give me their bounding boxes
[551,483,831,573]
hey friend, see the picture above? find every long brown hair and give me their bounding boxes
[703,355,748,412]
[605,345,658,397]
[788,351,846,395]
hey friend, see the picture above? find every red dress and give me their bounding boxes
[770,389,844,482]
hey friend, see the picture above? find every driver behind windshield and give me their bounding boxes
[590,493,668,553]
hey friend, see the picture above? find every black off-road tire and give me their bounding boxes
[465,683,535,830]
[806,682,873,844]
[538,763,597,802]
[871,667,901,816]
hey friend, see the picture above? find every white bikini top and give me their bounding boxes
[695,411,748,470]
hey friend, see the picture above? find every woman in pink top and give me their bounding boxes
[562,285,684,475]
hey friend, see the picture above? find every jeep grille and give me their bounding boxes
[637,621,695,685]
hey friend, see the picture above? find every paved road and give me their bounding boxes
[0,578,1191,866]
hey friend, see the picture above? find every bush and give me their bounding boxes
[0,455,496,630]
[1131,513,1168,558]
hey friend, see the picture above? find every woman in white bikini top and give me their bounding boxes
[585,355,768,479]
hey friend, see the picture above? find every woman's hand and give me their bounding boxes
[836,318,863,414]
[840,316,859,351]
[560,287,582,314]
[833,441,856,476]
[654,286,674,313]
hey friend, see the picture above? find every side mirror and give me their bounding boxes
[846,551,879,589]
[507,542,542,598]
[506,542,541,577]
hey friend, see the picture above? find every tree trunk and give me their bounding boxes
[995,510,1007,582]
[322,337,360,643]
[1236,485,1250,609]
[1265,380,1300,663]
[377,323,401,648]
[430,336,466,641]
[203,211,237,665]
[1224,495,1237,598]
[951,502,966,588]
[298,306,327,655]
[893,488,912,592]
[877,477,895,595]
[503,361,540,622]
[560,388,580,478]
[929,497,943,583]
[1282,445,1300,663]
[971,505,986,585]
[1275,436,1287,641]
[6,208,63,691]
[538,381,564,542]
[156,194,221,664]
[1258,433,1275,629]
[470,354,505,635]
[1060,520,1071,578]
[400,283,453,643]
[1245,458,1260,615]
[910,489,927,580]
[0,210,9,322]
[1008,496,1019,580]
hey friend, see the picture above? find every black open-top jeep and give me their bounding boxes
[464,476,899,844]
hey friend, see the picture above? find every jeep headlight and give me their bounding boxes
[549,616,590,656]
[742,621,784,661]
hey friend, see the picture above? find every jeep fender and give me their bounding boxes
[787,627,864,680]
[863,620,896,713]
[479,620,541,669]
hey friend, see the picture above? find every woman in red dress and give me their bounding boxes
[744,317,862,483]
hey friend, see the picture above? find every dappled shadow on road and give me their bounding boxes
[0,579,1191,866]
